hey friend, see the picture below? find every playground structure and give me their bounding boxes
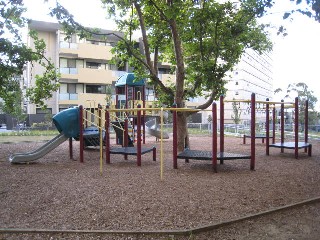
[9,107,79,163]
[8,80,312,169]
[175,93,256,172]
[265,97,312,158]
[8,72,168,165]
[8,92,257,172]
[114,73,169,142]
[78,104,157,169]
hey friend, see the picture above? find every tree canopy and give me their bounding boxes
[52,0,272,106]
[0,0,60,113]
[274,82,318,126]
[48,0,274,149]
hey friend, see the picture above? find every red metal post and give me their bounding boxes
[124,119,128,147]
[79,105,84,163]
[105,105,110,164]
[212,103,217,173]
[251,93,256,170]
[304,99,308,152]
[137,104,142,166]
[220,95,224,164]
[266,98,270,156]
[153,147,156,161]
[124,118,128,160]
[172,104,178,169]
[281,99,284,153]
[295,97,299,159]
[272,107,276,144]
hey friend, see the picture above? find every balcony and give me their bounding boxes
[60,68,118,84]
[58,93,108,107]
[59,42,113,60]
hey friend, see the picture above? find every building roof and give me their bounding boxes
[115,73,145,87]
[28,20,124,41]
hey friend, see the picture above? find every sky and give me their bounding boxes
[23,0,320,110]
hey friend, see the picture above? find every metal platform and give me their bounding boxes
[110,146,155,155]
[109,146,157,162]
[268,141,312,157]
[177,149,251,161]
[269,142,311,149]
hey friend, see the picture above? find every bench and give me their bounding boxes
[243,134,274,144]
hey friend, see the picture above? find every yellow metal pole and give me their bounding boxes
[160,107,164,180]
[99,107,103,175]
[100,128,103,175]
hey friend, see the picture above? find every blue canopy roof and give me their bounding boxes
[115,73,145,87]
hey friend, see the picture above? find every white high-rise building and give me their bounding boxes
[223,48,273,124]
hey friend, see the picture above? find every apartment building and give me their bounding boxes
[25,20,127,115]
[25,20,176,116]
[222,48,273,124]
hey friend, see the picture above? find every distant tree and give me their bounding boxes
[0,0,60,111]
[2,86,26,131]
[231,100,242,134]
[43,111,53,130]
[274,82,318,128]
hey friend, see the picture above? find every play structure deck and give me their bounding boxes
[177,149,251,161]
[265,97,312,158]
[268,142,312,156]
[173,94,256,172]
[110,146,156,160]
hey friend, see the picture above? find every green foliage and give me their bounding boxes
[231,101,242,125]
[49,0,275,149]
[3,87,27,126]
[0,0,60,111]
[0,129,59,137]
[274,82,318,127]
[100,0,272,108]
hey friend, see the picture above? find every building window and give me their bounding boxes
[86,62,106,69]
[158,68,171,74]
[60,58,84,68]
[86,39,113,46]
[60,58,84,74]
[59,83,83,100]
[60,33,77,43]
[86,85,106,94]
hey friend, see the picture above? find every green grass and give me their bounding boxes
[0,130,59,143]
[0,129,59,136]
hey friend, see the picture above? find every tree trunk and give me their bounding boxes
[168,15,188,152]
[176,112,189,151]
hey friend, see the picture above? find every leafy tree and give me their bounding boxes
[231,100,242,134]
[0,0,60,112]
[50,0,273,150]
[2,86,27,131]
